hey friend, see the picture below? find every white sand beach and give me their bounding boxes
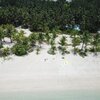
[0,29,100,93]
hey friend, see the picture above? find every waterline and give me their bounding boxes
[0,90,100,100]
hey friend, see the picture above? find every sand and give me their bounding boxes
[0,29,100,92]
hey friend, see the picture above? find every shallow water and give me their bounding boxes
[0,90,100,100]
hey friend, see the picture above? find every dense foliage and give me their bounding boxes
[0,0,99,32]
[0,0,100,58]
[0,24,100,57]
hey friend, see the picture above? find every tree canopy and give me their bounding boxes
[0,0,100,32]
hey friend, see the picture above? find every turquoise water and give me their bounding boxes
[0,90,100,100]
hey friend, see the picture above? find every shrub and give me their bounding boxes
[48,45,56,55]
[44,32,51,44]
[12,44,28,56]
[66,29,73,35]
[69,30,79,38]
[36,46,40,55]
[2,24,17,43]
[27,46,34,53]
[58,36,69,55]
[0,45,3,49]
[72,36,81,54]
[2,47,10,57]
[29,32,38,46]
[97,46,100,52]
[12,31,28,45]
[72,37,81,47]
[78,50,87,57]
[59,36,67,46]
[58,46,69,55]
[89,46,100,55]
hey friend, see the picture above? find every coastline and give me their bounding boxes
[0,50,100,92]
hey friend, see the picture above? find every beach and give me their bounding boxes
[0,29,100,99]
[0,47,100,92]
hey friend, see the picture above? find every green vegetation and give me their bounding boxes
[0,0,100,58]
[36,46,41,55]
[1,47,10,57]
[48,40,56,55]
[0,26,4,46]
[0,0,99,33]
[72,36,81,54]
[91,34,100,55]
[29,32,37,46]
[12,44,28,56]
[0,24,100,57]
[3,24,16,43]
[58,36,69,55]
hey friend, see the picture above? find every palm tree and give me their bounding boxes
[59,36,67,46]
[45,32,51,44]
[36,46,40,55]
[72,36,81,54]
[48,45,56,55]
[81,31,91,52]
[3,24,16,43]
[70,30,79,38]
[51,28,61,39]
[37,32,44,47]
[12,31,25,44]
[0,26,5,46]
[48,39,56,55]
[58,36,69,55]
[91,33,100,55]
[2,47,10,57]
[29,32,37,46]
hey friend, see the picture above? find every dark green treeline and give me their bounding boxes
[0,0,100,32]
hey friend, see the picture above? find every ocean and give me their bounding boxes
[0,90,100,100]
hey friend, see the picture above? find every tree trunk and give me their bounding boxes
[10,37,13,43]
[74,46,76,55]
[94,45,97,56]
[84,44,87,52]
[81,42,84,51]
[0,40,3,46]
